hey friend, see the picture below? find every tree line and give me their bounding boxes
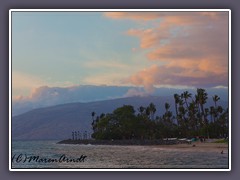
[91,88,228,140]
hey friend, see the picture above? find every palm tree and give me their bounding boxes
[138,106,145,115]
[181,91,192,108]
[212,95,220,108]
[217,106,223,114]
[79,132,82,140]
[174,94,180,117]
[149,103,156,120]
[91,111,96,121]
[188,101,198,133]
[210,106,215,122]
[204,108,209,118]
[74,131,77,140]
[165,102,170,113]
[197,88,208,119]
[72,131,74,140]
[100,113,105,119]
[77,131,80,140]
[145,107,151,118]
[197,88,208,138]
[84,131,87,139]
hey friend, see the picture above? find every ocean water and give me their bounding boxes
[11,140,228,169]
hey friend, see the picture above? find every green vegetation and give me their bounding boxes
[91,88,229,140]
[214,139,228,143]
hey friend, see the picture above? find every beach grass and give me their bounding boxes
[214,139,228,143]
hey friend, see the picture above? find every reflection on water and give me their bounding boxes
[11,140,228,169]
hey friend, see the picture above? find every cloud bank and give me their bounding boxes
[105,11,229,92]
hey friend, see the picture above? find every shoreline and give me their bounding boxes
[57,139,228,147]
[57,139,180,146]
[57,139,229,154]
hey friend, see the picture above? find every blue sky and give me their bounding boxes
[12,11,229,98]
[12,12,153,96]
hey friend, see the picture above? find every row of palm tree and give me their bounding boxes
[71,131,89,140]
[90,88,228,140]
[172,89,228,138]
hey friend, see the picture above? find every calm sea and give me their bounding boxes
[11,140,228,169]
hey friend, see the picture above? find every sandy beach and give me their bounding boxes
[152,142,228,153]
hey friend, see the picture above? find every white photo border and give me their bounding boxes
[9,9,231,172]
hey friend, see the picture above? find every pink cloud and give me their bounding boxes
[104,12,165,21]
[127,65,228,90]
[107,11,229,91]
[104,11,227,21]
[127,28,170,49]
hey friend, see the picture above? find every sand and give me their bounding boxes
[152,142,229,153]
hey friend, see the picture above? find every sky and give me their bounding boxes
[12,11,229,100]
